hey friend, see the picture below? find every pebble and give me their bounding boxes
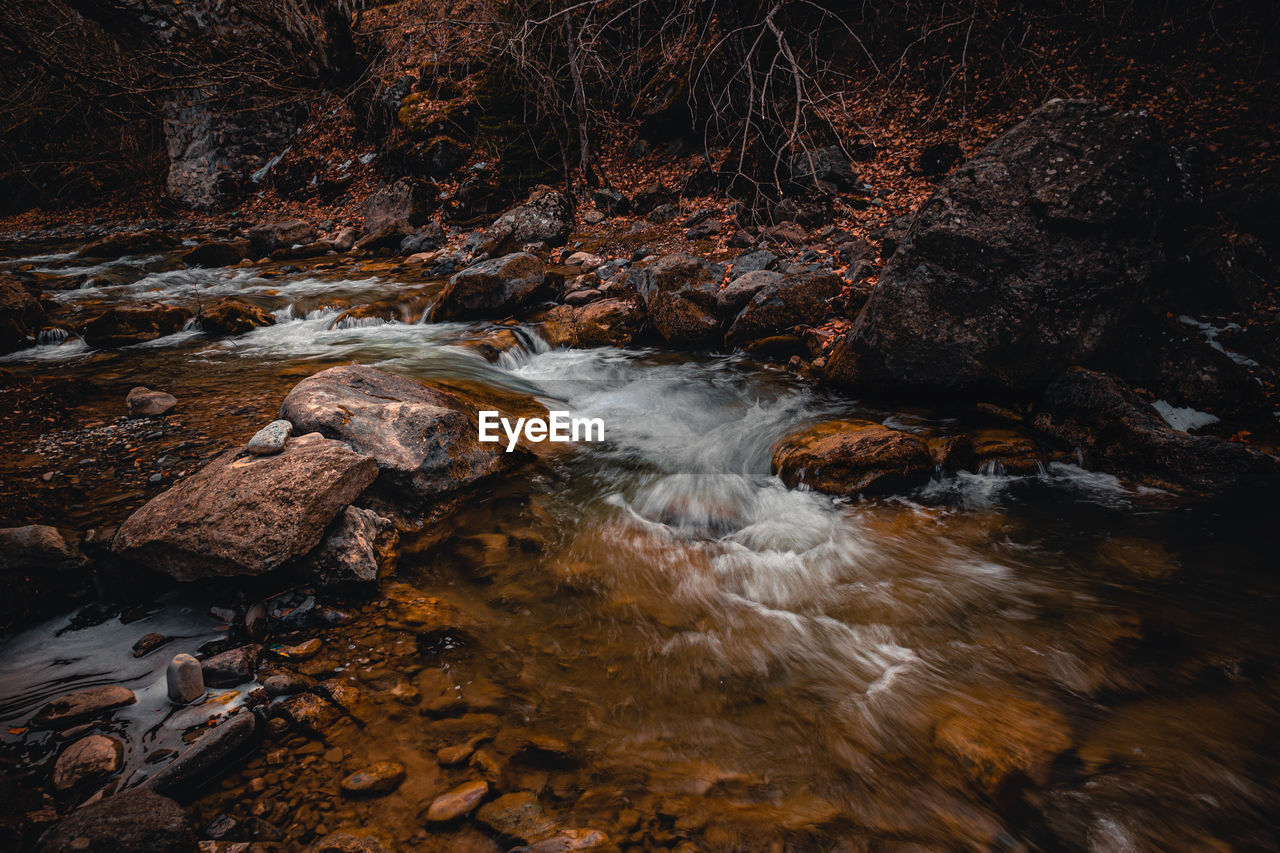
[131,632,168,657]
[52,734,123,790]
[424,778,488,822]
[339,761,406,796]
[201,644,262,686]
[475,791,555,843]
[30,685,136,728]
[166,653,205,704]
[247,419,292,456]
[436,743,475,766]
[262,672,312,697]
[280,691,343,735]
[275,638,322,660]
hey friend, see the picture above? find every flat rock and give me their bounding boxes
[82,303,191,349]
[112,432,377,581]
[772,420,932,495]
[281,691,344,736]
[340,761,406,796]
[31,685,136,729]
[127,386,178,418]
[247,419,292,455]
[424,778,489,822]
[52,734,123,790]
[475,791,556,844]
[35,788,195,853]
[201,644,262,686]
[279,365,515,505]
[146,711,260,797]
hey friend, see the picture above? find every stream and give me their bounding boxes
[2,244,1278,851]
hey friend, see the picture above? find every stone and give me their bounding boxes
[969,429,1047,475]
[198,297,275,337]
[0,525,83,575]
[730,249,778,278]
[475,792,556,844]
[430,252,550,321]
[183,240,249,268]
[31,685,136,729]
[244,603,268,639]
[437,744,476,766]
[113,432,378,581]
[772,420,933,495]
[83,303,192,348]
[1033,367,1280,494]
[564,251,604,271]
[248,220,317,256]
[537,298,647,349]
[126,387,178,418]
[715,270,781,313]
[474,188,573,255]
[307,506,397,585]
[0,272,46,353]
[276,638,322,659]
[518,829,612,852]
[279,365,515,505]
[76,230,177,258]
[826,100,1191,397]
[789,146,857,191]
[133,632,168,657]
[35,788,195,853]
[424,778,489,822]
[304,830,395,853]
[332,226,359,252]
[339,761,406,796]
[628,253,726,347]
[724,270,843,350]
[934,691,1072,794]
[247,420,292,456]
[281,691,344,736]
[167,653,205,704]
[146,711,260,797]
[201,644,262,686]
[263,672,313,696]
[52,735,123,790]
[363,178,433,237]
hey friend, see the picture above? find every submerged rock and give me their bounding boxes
[198,297,275,337]
[31,685,136,729]
[52,734,123,790]
[280,691,344,736]
[304,830,395,853]
[280,365,517,505]
[340,761,406,796]
[430,252,550,321]
[113,432,378,580]
[475,791,556,844]
[826,99,1190,396]
[629,253,726,347]
[35,787,195,853]
[126,386,178,418]
[933,691,1072,794]
[82,303,192,349]
[424,778,489,822]
[772,420,932,495]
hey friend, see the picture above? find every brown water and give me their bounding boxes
[1,244,1278,851]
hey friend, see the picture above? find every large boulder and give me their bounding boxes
[247,220,317,256]
[35,787,196,853]
[76,230,177,258]
[0,525,83,575]
[826,99,1190,397]
[538,297,648,348]
[1032,367,1280,494]
[0,272,47,353]
[182,240,249,268]
[112,433,378,580]
[789,146,857,192]
[473,188,572,255]
[629,253,726,347]
[363,178,434,238]
[198,296,276,337]
[725,270,842,350]
[430,252,550,321]
[81,303,192,349]
[279,365,516,504]
[772,420,933,495]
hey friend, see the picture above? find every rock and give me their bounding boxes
[826,99,1191,397]
[305,830,395,853]
[263,672,313,696]
[475,792,556,844]
[771,421,933,495]
[926,435,975,471]
[789,146,857,191]
[113,432,377,581]
[307,506,398,585]
[424,778,489,822]
[244,603,268,639]
[332,226,359,252]
[52,734,123,790]
[715,270,781,313]
[724,270,842,350]
[629,253,726,347]
[82,303,192,349]
[31,685,136,729]
[437,744,476,766]
[340,761,406,797]
[474,188,573,255]
[516,829,611,852]
[248,220,317,256]
[247,419,292,456]
[35,787,196,853]
[133,632,168,657]
[538,298,647,349]
[685,220,722,240]
[182,241,249,268]
[1032,367,1280,494]
[363,178,434,238]
[430,252,550,321]
[969,429,1047,475]
[201,644,261,687]
[147,711,260,797]
[0,272,47,353]
[126,387,178,418]
[198,297,275,337]
[279,365,514,504]
[75,230,174,258]
[398,222,446,255]
[275,638,322,659]
[0,525,83,574]
[730,250,778,277]
[167,653,205,704]
[934,691,1071,794]
[280,691,343,736]
[564,251,604,271]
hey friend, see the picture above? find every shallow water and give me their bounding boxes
[2,247,1279,851]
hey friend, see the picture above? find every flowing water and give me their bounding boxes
[1,245,1278,851]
